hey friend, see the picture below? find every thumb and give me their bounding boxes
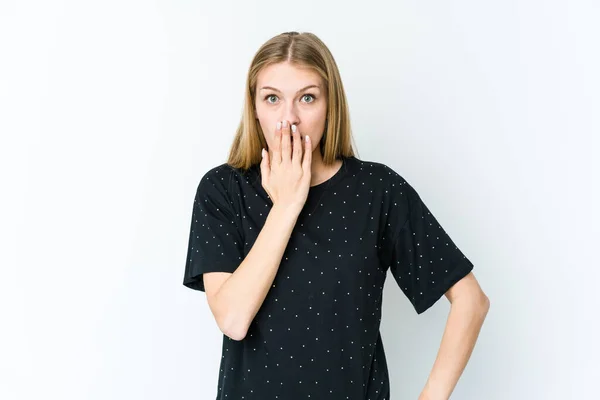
[260,147,270,176]
[260,148,273,200]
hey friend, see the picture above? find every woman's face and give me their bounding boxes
[254,62,327,155]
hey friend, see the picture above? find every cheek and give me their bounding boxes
[255,112,277,146]
[256,103,275,121]
[305,106,327,125]
[258,116,276,138]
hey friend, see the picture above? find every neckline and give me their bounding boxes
[307,156,349,196]
[246,155,351,197]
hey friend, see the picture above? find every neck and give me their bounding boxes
[309,148,341,187]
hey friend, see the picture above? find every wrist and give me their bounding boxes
[418,388,448,400]
[270,203,302,220]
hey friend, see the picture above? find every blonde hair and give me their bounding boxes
[226,31,357,170]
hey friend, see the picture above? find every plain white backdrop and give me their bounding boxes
[1,0,599,399]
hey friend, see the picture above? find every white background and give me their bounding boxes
[1,0,599,399]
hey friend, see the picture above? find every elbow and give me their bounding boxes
[483,294,490,308]
[478,293,490,317]
[223,326,248,342]
[208,290,250,341]
[453,292,490,317]
[219,313,250,341]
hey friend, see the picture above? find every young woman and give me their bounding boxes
[183,31,490,400]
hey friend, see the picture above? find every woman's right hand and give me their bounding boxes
[260,120,312,214]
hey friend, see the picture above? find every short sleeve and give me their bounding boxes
[388,182,474,314]
[182,168,245,292]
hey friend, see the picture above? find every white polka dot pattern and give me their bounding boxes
[182,156,474,399]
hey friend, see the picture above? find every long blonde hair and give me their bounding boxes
[226,31,357,170]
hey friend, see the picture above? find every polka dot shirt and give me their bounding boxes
[183,155,474,399]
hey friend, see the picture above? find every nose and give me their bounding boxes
[281,102,299,127]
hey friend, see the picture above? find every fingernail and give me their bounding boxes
[305,135,309,142]
[261,148,265,158]
[291,124,296,133]
[276,121,281,130]
[282,120,288,128]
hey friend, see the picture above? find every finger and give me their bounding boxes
[302,135,312,177]
[260,147,270,174]
[291,124,302,165]
[260,148,271,196]
[272,121,282,165]
[281,120,292,163]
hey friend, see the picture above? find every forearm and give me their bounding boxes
[419,295,490,400]
[215,204,300,340]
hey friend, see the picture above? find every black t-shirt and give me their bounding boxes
[183,155,474,400]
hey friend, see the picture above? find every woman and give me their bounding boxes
[183,31,490,400]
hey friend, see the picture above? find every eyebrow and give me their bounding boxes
[259,84,321,94]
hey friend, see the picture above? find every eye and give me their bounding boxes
[263,93,317,105]
[265,94,278,104]
[301,94,316,103]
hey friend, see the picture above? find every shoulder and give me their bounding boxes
[196,162,256,194]
[350,156,414,193]
[349,156,422,217]
[198,163,242,187]
[193,162,257,212]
